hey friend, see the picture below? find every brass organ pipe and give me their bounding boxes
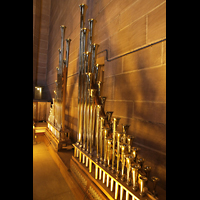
[89,88,97,156]
[103,128,110,167]
[111,118,121,173]
[61,38,71,136]
[120,143,128,181]
[77,4,87,147]
[107,138,113,169]
[99,116,105,164]
[95,104,101,162]
[86,73,93,152]
[83,52,90,151]
[132,164,140,191]
[116,132,123,179]
[88,19,96,53]
[81,28,88,150]
[125,155,134,186]
[91,43,99,73]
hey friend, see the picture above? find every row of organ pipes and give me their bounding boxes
[74,4,160,200]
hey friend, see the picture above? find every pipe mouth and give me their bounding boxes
[60,25,66,28]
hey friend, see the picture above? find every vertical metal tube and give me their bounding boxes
[86,156,89,167]
[115,182,119,199]
[95,165,98,179]
[79,28,88,148]
[83,52,91,152]
[139,176,147,197]
[127,135,134,153]
[125,155,134,186]
[99,116,105,164]
[122,124,130,143]
[61,38,71,137]
[102,171,106,183]
[77,4,87,147]
[125,191,129,200]
[88,19,96,53]
[132,164,140,191]
[88,88,97,156]
[103,128,110,167]
[99,168,102,180]
[110,179,114,191]
[95,105,101,163]
[112,118,121,173]
[106,174,109,187]
[91,43,99,73]
[107,138,112,169]
[89,159,92,173]
[116,132,122,179]
[120,143,128,181]
[120,186,124,200]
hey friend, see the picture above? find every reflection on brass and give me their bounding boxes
[127,135,134,153]
[120,185,124,200]
[99,116,105,164]
[82,154,85,164]
[86,156,89,167]
[102,171,106,183]
[79,151,82,162]
[89,159,92,173]
[99,168,102,180]
[107,138,113,169]
[112,118,121,173]
[131,147,140,162]
[139,175,148,197]
[110,178,114,191]
[95,104,101,162]
[114,182,119,199]
[120,143,128,181]
[106,174,109,187]
[116,132,123,179]
[103,128,110,167]
[132,164,141,191]
[91,43,99,73]
[88,88,97,156]
[95,165,98,179]
[125,190,130,200]
[151,176,160,197]
[121,124,130,143]
[88,19,96,53]
[125,155,134,186]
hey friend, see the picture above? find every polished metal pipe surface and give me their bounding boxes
[95,105,101,162]
[86,73,93,152]
[115,182,119,199]
[120,143,128,181]
[77,4,87,147]
[103,128,110,167]
[88,88,97,156]
[99,116,105,164]
[88,19,96,53]
[107,138,113,169]
[116,132,123,179]
[111,118,121,173]
[121,124,130,143]
[91,43,99,73]
[132,164,140,191]
[125,155,134,186]
[139,176,147,197]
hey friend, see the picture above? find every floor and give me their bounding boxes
[33,142,76,200]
